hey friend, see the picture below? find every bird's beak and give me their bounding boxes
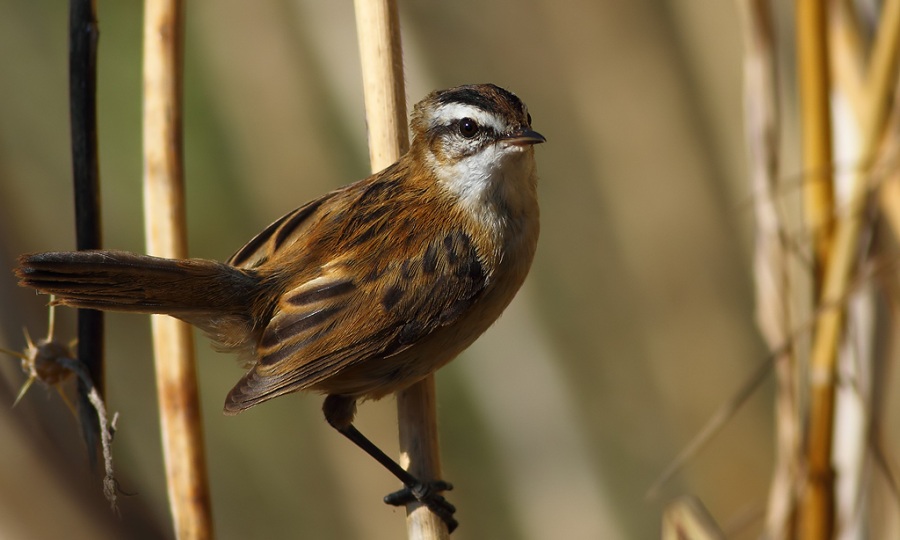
[502,128,546,146]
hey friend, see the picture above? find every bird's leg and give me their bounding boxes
[323,395,458,533]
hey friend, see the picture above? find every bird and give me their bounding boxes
[15,83,543,532]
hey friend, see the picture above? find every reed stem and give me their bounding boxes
[353,1,450,537]
[795,0,837,536]
[142,1,214,537]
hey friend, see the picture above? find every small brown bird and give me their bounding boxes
[16,83,543,531]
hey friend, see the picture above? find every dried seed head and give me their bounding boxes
[22,336,75,386]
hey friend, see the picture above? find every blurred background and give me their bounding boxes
[0,1,856,538]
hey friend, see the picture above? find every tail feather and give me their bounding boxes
[16,250,259,316]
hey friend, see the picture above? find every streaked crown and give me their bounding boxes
[410,84,543,163]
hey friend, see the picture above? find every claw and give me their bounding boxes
[384,480,458,533]
[384,480,454,506]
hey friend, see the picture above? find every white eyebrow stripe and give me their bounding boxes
[430,103,506,134]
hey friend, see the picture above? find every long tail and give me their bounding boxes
[16,250,259,317]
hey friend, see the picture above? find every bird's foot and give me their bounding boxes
[384,480,457,533]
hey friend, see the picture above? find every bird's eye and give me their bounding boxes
[458,118,479,138]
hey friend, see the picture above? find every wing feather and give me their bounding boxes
[223,226,490,414]
[227,193,337,269]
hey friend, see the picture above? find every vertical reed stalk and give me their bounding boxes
[870,0,900,239]
[737,3,800,536]
[353,1,450,538]
[795,1,837,537]
[800,1,900,537]
[68,0,104,462]
[796,0,836,275]
[142,1,214,538]
[354,0,408,168]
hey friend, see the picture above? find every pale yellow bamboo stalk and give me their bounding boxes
[861,0,900,133]
[353,1,449,538]
[801,2,900,538]
[831,0,900,243]
[796,0,836,276]
[354,0,409,169]
[872,0,900,242]
[877,131,900,244]
[142,1,214,538]
[830,0,867,122]
[795,1,837,537]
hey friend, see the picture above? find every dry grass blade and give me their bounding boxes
[646,355,774,501]
[661,495,726,540]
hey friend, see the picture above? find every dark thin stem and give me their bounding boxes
[69,1,101,251]
[69,0,104,461]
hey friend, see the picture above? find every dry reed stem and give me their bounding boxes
[354,0,409,167]
[661,495,725,540]
[831,1,900,245]
[878,110,900,244]
[396,377,449,539]
[795,0,838,537]
[831,1,867,122]
[353,1,449,538]
[796,0,836,276]
[736,1,802,535]
[142,1,214,538]
[802,2,900,538]
[871,0,900,245]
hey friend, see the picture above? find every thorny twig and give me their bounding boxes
[58,355,119,512]
[1,303,120,513]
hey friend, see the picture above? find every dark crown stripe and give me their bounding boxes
[435,84,524,115]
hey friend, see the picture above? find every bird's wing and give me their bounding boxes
[227,193,340,271]
[223,226,489,414]
[222,164,493,414]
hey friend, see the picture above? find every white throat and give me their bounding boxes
[433,145,538,239]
